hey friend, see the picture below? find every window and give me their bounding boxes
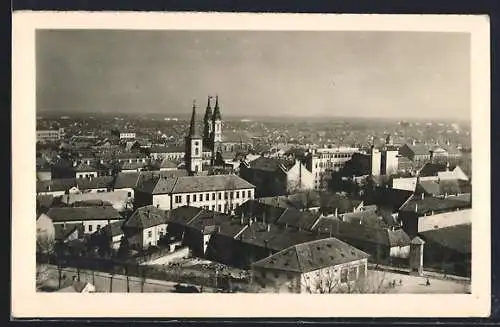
[230,191,234,199]
[206,193,209,201]
[224,192,228,200]
[211,205,215,211]
[195,148,199,156]
[187,194,191,203]
[97,225,101,230]
[236,191,240,199]
[218,192,222,200]
[195,141,199,146]
[159,231,164,238]
[224,204,228,212]
[218,204,222,212]
[148,231,152,238]
[199,194,203,202]
[340,268,348,283]
[242,191,246,199]
[175,195,182,203]
[212,193,216,201]
[127,192,132,197]
[88,225,93,232]
[247,190,252,198]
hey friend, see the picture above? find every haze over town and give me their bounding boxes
[37,30,470,121]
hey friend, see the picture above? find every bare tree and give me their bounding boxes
[302,267,389,294]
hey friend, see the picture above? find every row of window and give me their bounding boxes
[315,161,345,169]
[317,153,353,160]
[199,202,238,213]
[174,190,253,204]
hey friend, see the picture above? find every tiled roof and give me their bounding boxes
[113,172,141,189]
[276,209,321,231]
[46,206,122,222]
[419,224,471,254]
[76,176,114,190]
[416,179,471,196]
[138,174,255,195]
[54,223,83,241]
[404,144,432,156]
[236,200,287,225]
[36,178,77,193]
[186,210,246,237]
[74,162,96,172]
[168,206,204,225]
[399,195,471,215]
[160,158,178,169]
[61,191,130,211]
[102,220,126,237]
[124,205,167,229]
[312,217,390,247]
[121,161,146,170]
[247,157,294,172]
[252,237,369,273]
[342,210,386,229]
[149,145,185,153]
[387,228,411,247]
[419,162,457,177]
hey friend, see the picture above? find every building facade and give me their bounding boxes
[307,147,359,190]
[36,128,64,143]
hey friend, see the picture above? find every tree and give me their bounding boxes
[117,236,131,259]
[302,267,389,294]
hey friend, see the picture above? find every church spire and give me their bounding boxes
[212,95,222,121]
[188,100,201,138]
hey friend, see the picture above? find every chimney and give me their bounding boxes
[267,224,271,232]
[421,193,424,200]
[334,207,338,217]
[415,203,418,213]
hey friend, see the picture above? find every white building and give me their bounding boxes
[251,237,369,293]
[36,128,64,143]
[123,205,167,250]
[307,147,359,190]
[134,174,255,214]
[119,132,136,140]
[45,206,124,235]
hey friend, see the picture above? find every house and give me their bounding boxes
[417,208,471,233]
[398,143,432,162]
[37,178,77,196]
[310,216,391,263]
[251,237,369,293]
[239,157,314,197]
[36,213,56,253]
[120,161,146,173]
[398,194,472,237]
[123,205,167,250]
[415,179,472,197]
[75,176,114,193]
[159,158,179,171]
[419,223,471,277]
[74,162,98,179]
[387,228,412,259]
[418,162,469,181]
[119,132,136,140]
[54,223,84,243]
[45,206,123,235]
[112,170,190,200]
[101,220,126,250]
[133,174,255,213]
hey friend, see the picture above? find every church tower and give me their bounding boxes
[203,95,213,146]
[211,95,223,163]
[185,100,203,175]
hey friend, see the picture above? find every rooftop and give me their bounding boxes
[252,237,369,273]
[46,206,122,222]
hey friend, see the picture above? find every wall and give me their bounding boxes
[371,149,381,176]
[76,172,98,179]
[390,245,410,259]
[286,161,314,193]
[142,224,167,249]
[170,188,255,214]
[53,219,122,235]
[152,194,172,210]
[140,247,190,265]
[252,258,368,294]
[385,150,399,176]
[417,209,471,233]
[392,177,418,191]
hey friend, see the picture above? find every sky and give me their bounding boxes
[36,30,471,120]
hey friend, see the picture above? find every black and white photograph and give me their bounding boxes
[12,12,490,318]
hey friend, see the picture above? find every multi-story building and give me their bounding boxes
[119,132,136,140]
[306,146,359,190]
[133,174,255,214]
[36,128,64,143]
